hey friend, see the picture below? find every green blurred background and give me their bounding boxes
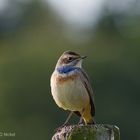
[0,0,140,139]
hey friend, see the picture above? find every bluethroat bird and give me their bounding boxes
[50,51,95,126]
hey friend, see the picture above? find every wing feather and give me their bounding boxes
[77,68,95,116]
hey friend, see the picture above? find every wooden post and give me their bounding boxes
[52,124,120,140]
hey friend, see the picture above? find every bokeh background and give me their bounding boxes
[0,0,140,139]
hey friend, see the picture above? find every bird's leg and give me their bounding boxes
[63,111,73,126]
[78,117,84,125]
[56,111,73,132]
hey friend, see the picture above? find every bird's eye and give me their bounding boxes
[68,57,73,61]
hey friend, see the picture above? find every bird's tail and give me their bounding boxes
[82,103,95,125]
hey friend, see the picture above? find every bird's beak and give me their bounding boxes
[81,56,87,59]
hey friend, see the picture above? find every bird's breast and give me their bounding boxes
[51,72,89,111]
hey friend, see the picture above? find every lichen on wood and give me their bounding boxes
[52,124,120,140]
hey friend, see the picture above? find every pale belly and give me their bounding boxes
[51,74,90,112]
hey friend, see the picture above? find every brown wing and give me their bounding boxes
[77,68,95,117]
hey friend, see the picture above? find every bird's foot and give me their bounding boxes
[78,117,84,126]
[55,124,68,132]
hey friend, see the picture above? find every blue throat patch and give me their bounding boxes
[57,66,77,74]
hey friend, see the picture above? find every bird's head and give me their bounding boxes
[55,51,86,69]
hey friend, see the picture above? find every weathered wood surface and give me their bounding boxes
[52,124,120,140]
